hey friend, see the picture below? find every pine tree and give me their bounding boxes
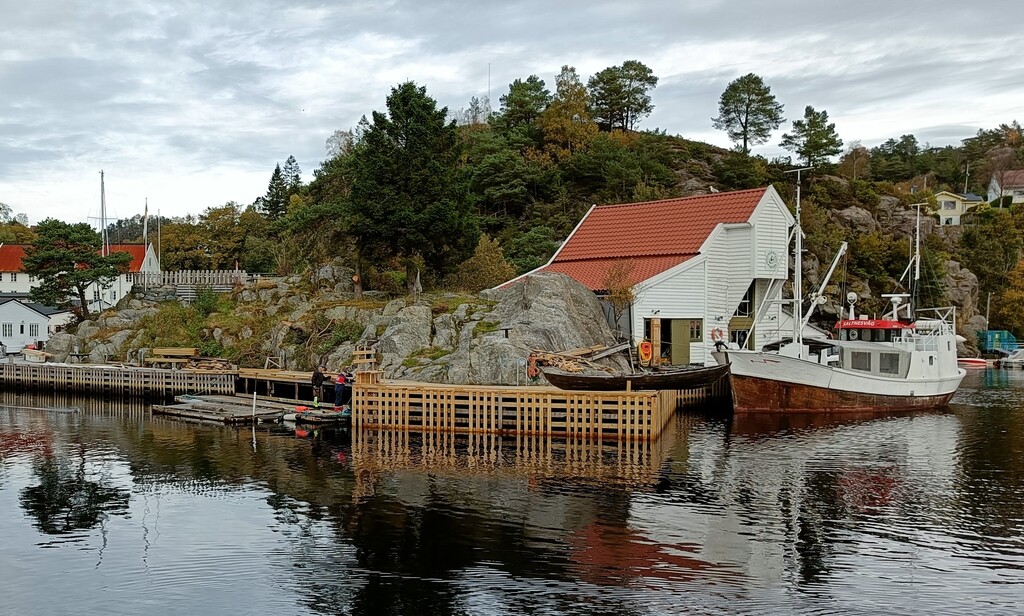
[712,73,785,153]
[23,219,132,322]
[780,106,844,167]
[588,60,658,131]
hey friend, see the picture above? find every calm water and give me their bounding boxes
[1,370,1022,615]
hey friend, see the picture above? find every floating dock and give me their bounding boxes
[152,394,294,423]
[0,362,236,397]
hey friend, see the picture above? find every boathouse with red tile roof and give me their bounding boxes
[503,186,795,365]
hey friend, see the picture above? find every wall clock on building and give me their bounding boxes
[765,250,780,271]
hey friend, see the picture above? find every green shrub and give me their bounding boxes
[316,319,364,353]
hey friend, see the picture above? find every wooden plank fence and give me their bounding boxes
[352,381,678,441]
[0,363,236,397]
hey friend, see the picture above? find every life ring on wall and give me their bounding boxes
[848,329,859,340]
[711,327,726,342]
[637,340,654,366]
[527,355,540,378]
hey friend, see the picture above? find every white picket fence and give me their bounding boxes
[129,270,251,287]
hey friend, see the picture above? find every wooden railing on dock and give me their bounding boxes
[0,363,236,397]
[352,380,678,441]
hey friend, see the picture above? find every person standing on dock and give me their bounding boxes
[334,368,353,409]
[311,365,327,408]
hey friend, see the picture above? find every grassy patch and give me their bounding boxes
[403,346,452,368]
[338,298,389,310]
[473,320,500,336]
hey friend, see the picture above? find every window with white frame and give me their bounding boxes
[93,289,100,301]
[940,200,956,210]
[29,323,39,338]
[28,275,35,282]
[110,290,116,301]
[2,323,11,337]
[10,273,16,282]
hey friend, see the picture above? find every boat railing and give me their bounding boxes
[894,307,957,352]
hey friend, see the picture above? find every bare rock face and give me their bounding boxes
[398,273,628,385]
[944,261,979,320]
[832,206,879,233]
[377,305,433,371]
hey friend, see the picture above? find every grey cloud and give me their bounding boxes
[1,0,1022,219]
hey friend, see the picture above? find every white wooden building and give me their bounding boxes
[0,299,60,353]
[508,186,818,366]
[0,243,160,312]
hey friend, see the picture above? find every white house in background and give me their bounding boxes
[988,169,1024,205]
[932,190,984,226]
[0,299,58,353]
[504,186,819,366]
[0,243,160,312]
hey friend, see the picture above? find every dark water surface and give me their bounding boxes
[1,369,1022,615]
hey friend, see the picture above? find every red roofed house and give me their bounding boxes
[504,186,796,366]
[0,243,160,312]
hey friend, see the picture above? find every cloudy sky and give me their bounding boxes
[1,0,1021,225]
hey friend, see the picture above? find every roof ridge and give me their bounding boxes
[593,187,767,209]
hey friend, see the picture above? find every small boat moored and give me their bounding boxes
[957,357,988,369]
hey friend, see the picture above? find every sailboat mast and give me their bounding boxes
[787,166,813,355]
[99,170,108,256]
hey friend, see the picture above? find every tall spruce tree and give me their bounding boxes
[282,155,302,194]
[23,219,132,322]
[349,81,479,293]
[257,164,289,220]
[780,106,844,167]
[712,73,785,153]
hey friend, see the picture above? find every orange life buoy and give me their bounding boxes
[711,327,725,342]
[638,340,653,366]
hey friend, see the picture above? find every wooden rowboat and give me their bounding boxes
[542,364,728,391]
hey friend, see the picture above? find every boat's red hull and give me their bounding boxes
[730,374,956,413]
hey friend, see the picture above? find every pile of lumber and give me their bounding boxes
[530,345,616,373]
[184,357,234,371]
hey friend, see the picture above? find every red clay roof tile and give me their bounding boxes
[0,244,148,273]
[538,188,766,290]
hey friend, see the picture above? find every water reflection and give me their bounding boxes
[0,381,1020,615]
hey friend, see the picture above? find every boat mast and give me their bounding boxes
[99,170,108,257]
[913,201,921,313]
[786,167,812,357]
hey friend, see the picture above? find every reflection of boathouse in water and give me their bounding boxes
[505,187,821,366]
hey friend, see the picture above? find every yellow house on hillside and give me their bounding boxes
[932,190,984,226]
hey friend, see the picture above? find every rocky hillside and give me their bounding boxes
[45,269,628,385]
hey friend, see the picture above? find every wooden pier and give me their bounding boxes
[0,362,236,397]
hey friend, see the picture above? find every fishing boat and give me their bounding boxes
[713,174,965,413]
[542,364,728,391]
